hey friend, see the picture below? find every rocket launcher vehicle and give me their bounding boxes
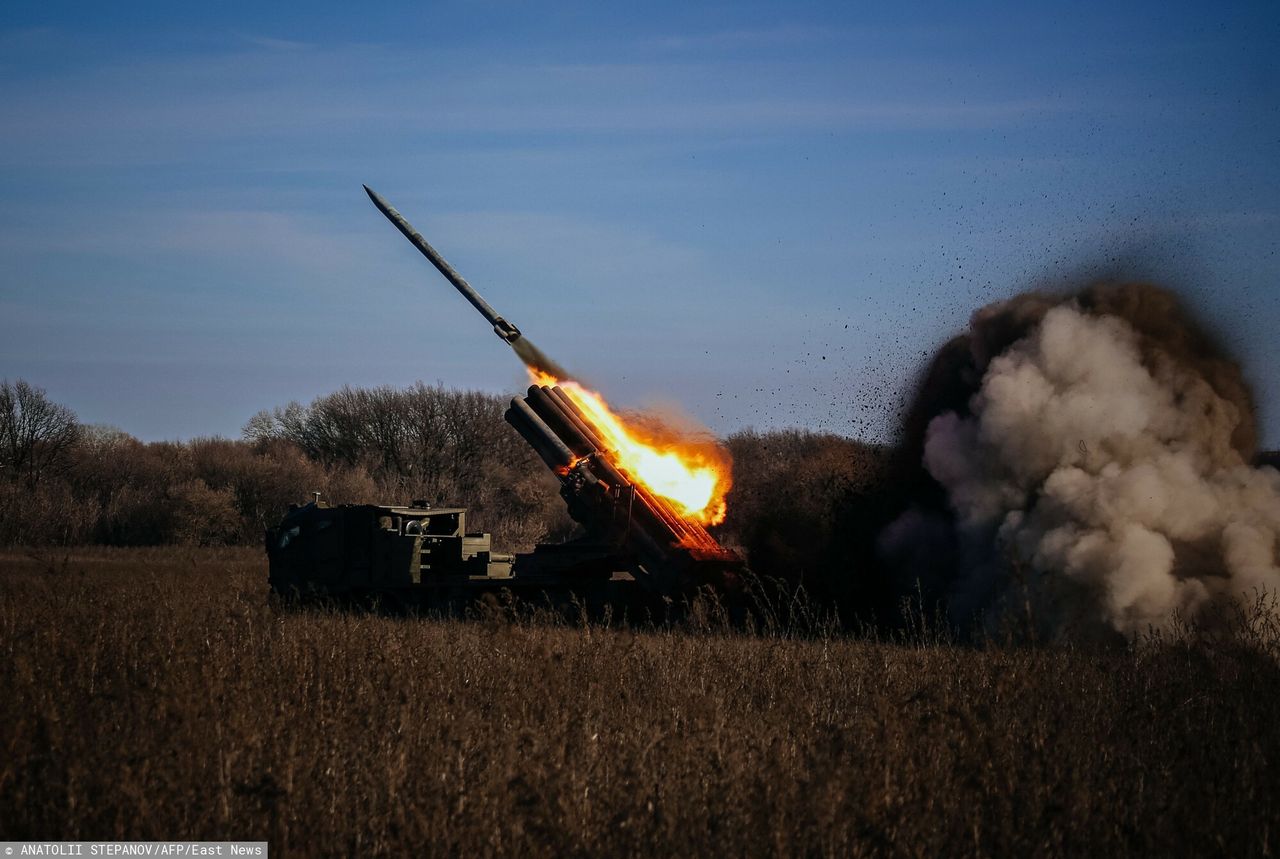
[365,185,744,596]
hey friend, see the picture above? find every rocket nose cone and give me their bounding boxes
[364,185,388,209]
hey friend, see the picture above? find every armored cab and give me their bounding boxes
[266,501,513,604]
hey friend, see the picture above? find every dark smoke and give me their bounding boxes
[510,336,574,381]
[880,282,1280,639]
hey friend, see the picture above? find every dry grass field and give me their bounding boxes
[2,548,1278,857]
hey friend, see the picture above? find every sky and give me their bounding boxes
[1,0,1277,446]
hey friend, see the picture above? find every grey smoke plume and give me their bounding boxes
[887,284,1280,638]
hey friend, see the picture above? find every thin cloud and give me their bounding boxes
[234,33,314,51]
[0,208,365,281]
[646,23,960,53]
[0,36,1089,169]
[648,25,841,51]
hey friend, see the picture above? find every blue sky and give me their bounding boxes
[1,1,1277,445]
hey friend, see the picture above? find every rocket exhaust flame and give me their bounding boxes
[530,370,731,526]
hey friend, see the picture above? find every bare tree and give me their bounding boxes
[0,379,80,487]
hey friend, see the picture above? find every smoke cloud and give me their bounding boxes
[884,283,1280,638]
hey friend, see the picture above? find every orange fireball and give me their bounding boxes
[530,370,731,525]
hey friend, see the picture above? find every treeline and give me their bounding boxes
[12,373,1280,568]
[0,378,891,561]
[0,380,567,549]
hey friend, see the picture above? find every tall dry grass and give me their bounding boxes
[2,548,1278,857]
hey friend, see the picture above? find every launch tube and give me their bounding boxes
[505,399,575,471]
[525,386,597,457]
